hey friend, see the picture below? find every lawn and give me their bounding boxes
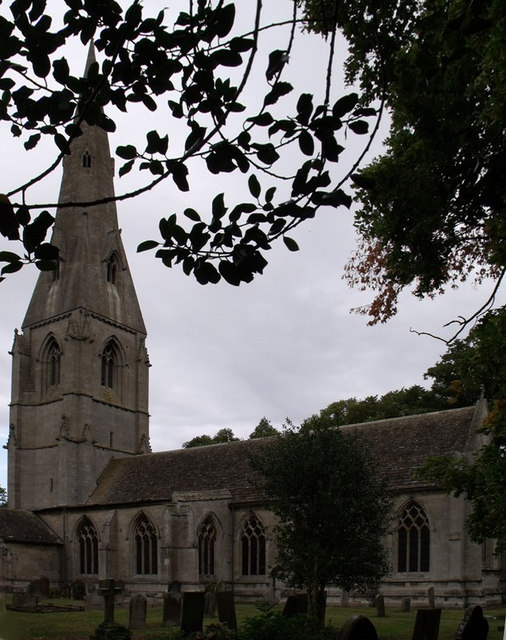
[1,601,505,640]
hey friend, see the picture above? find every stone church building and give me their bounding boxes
[0,53,504,609]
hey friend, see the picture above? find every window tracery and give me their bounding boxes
[397,501,430,573]
[241,513,266,576]
[77,517,98,575]
[134,513,158,575]
[198,516,217,577]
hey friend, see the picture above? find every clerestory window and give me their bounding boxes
[101,340,119,389]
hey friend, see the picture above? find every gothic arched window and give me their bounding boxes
[241,513,266,576]
[198,516,217,577]
[106,253,119,284]
[134,513,158,575]
[101,340,119,389]
[43,337,61,389]
[397,501,430,573]
[82,150,92,168]
[77,517,98,575]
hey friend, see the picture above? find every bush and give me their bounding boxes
[91,622,132,640]
[241,613,326,640]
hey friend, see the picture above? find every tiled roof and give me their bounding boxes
[0,509,62,544]
[86,404,483,507]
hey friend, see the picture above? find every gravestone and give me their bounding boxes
[282,593,308,617]
[455,605,489,640]
[341,591,350,607]
[71,579,86,600]
[28,576,50,598]
[97,579,124,626]
[412,608,441,640]
[340,615,378,640]
[11,592,37,610]
[85,592,103,611]
[204,590,217,617]
[163,592,181,626]
[169,580,182,597]
[402,597,411,613]
[428,587,435,609]
[216,591,237,630]
[129,594,147,630]
[181,592,205,633]
[375,594,385,618]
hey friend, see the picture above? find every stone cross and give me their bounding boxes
[98,579,124,626]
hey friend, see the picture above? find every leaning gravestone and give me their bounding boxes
[412,608,441,640]
[129,593,147,630]
[375,594,385,618]
[340,615,378,640]
[181,592,205,633]
[455,605,489,640]
[216,591,237,630]
[402,597,411,613]
[282,593,308,618]
[163,592,181,626]
[428,587,435,609]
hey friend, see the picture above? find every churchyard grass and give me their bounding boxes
[3,601,506,640]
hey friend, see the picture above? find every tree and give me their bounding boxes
[319,385,446,426]
[0,485,7,507]
[417,308,506,549]
[183,427,239,448]
[248,417,279,439]
[250,415,392,624]
[0,0,377,285]
[299,0,505,327]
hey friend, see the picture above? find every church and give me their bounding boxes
[0,53,504,609]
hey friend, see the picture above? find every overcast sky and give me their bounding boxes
[0,3,504,491]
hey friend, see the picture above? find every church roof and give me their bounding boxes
[86,404,484,507]
[0,509,62,545]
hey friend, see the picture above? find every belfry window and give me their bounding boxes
[77,517,99,575]
[106,253,119,284]
[43,337,61,389]
[241,513,266,576]
[134,514,158,575]
[198,516,217,577]
[397,501,430,573]
[101,340,119,389]
[82,150,92,168]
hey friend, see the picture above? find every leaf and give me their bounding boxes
[351,173,375,190]
[311,189,352,208]
[348,120,369,135]
[213,3,236,38]
[34,243,59,261]
[184,208,200,222]
[1,261,23,275]
[0,194,19,240]
[194,260,220,284]
[283,236,299,252]
[264,82,293,106]
[296,93,313,125]
[298,130,315,156]
[137,240,159,253]
[248,175,261,199]
[266,50,288,80]
[0,251,22,262]
[333,93,359,118]
[171,163,189,191]
[24,133,41,150]
[211,49,243,68]
[212,193,226,219]
[116,145,137,160]
[253,143,280,165]
[247,112,274,127]
[119,160,134,177]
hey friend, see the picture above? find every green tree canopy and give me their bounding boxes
[250,415,392,624]
[183,427,239,448]
[248,417,279,439]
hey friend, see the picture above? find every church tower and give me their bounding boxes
[7,48,150,510]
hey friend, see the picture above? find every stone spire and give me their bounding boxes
[22,46,145,334]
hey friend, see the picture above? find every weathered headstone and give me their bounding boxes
[97,579,124,626]
[375,593,385,618]
[428,587,435,609]
[282,593,308,617]
[181,592,205,633]
[169,580,182,596]
[11,592,37,610]
[129,593,147,630]
[402,597,411,613]
[28,576,50,598]
[341,591,350,607]
[412,608,441,640]
[455,605,489,640]
[85,592,103,611]
[204,590,217,617]
[340,615,378,640]
[216,591,237,630]
[71,579,86,600]
[163,592,181,626]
